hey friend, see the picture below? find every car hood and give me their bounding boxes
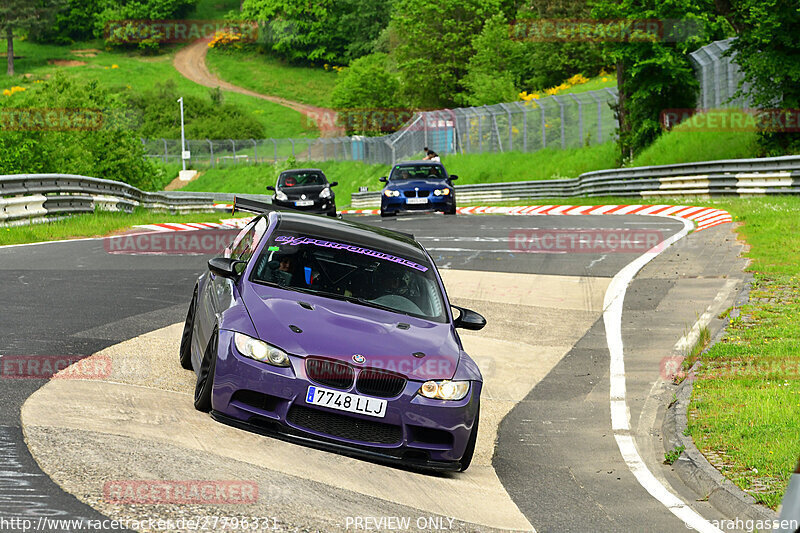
[279,184,327,199]
[387,179,448,190]
[241,283,461,380]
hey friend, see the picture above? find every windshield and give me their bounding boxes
[251,232,446,322]
[390,164,445,181]
[279,171,326,187]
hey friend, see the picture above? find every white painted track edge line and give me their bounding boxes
[603,214,723,533]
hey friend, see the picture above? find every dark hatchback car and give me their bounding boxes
[268,169,338,217]
[380,161,457,217]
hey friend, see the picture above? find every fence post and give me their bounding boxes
[500,103,513,152]
[289,139,295,158]
[587,90,603,144]
[162,139,168,163]
[423,112,428,150]
[230,139,236,165]
[540,104,546,148]
[570,93,583,147]
[251,139,258,164]
[478,112,483,152]
[208,139,214,167]
[552,95,566,149]
[517,102,528,152]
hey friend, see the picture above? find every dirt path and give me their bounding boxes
[173,39,342,136]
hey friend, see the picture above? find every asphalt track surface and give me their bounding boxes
[0,213,745,532]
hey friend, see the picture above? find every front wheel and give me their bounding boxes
[179,290,197,370]
[459,405,480,471]
[445,206,457,215]
[194,330,218,412]
[380,210,396,218]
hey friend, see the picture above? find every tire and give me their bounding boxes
[179,291,197,370]
[445,206,457,215]
[380,210,395,218]
[459,405,480,471]
[194,330,218,412]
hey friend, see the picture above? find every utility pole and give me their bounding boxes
[178,97,187,171]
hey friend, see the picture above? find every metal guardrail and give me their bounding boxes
[0,174,272,225]
[350,155,800,208]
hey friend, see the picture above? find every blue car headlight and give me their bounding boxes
[384,190,401,197]
[433,188,451,196]
[419,380,470,400]
[234,332,290,367]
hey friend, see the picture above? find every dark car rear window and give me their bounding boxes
[279,172,326,187]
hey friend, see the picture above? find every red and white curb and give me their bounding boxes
[134,221,239,232]
[145,204,732,233]
[338,204,733,231]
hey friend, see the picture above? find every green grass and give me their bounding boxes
[190,0,240,19]
[442,143,617,184]
[683,196,800,509]
[206,48,338,108]
[632,116,760,167]
[0,208,247,246]
[4,40,316,139]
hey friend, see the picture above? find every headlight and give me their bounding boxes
[275,190,288,201]
[384,189,400,197]
[234,332,290,367]
[418,380,470,400]
[319,187,331,199]
[433,188,450,196]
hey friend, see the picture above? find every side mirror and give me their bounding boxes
[208,257,246,279]
[379,176,388,183]
[452,305,486,331]
[330,181,338,187]
[266,185,275,191]
[449,174,459,181]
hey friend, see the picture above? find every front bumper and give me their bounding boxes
[381,195,455,214]
[211,330,480,469]
[273,198,336,215]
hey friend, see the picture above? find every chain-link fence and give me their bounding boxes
[142,88,619,168]
[689,38,755,109]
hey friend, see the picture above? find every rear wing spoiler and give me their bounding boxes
[232,196,287,215]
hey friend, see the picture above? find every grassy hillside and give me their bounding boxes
[4,41,315,139]
[206,49,338,108]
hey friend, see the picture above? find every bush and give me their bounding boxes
[125,80,266,139]
[0,74,164,190]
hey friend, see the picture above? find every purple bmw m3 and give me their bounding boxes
[179,211,486,471]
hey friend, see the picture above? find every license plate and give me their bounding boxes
[305,386,387,418]
[295,200,314,207]
[406,197,428,205]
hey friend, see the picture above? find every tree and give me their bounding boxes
[0,0,62,76]
[459,14,520,106]
[389,0,503,108]
[242,0,392,64]
[591,0,721,162]
[331,53,401,134]
[719,0,800,154]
